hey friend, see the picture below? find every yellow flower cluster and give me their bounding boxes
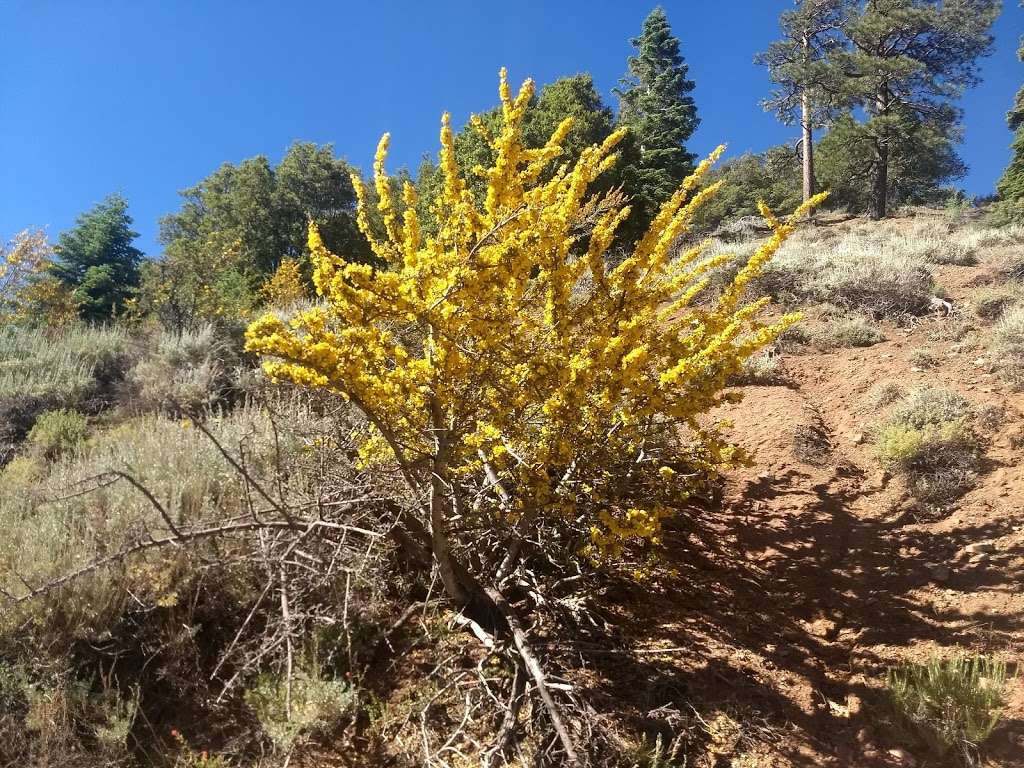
[246,69,825,558]
[261,257,307,308]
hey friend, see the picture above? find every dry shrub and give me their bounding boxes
[753,227,935,317]
[907,348,939,369]
[867,381,907,410]
[124,323,240,414]
[728,350,787,386]
[971,285,1020,322]
[0,407,291,637]
[874,387,981,502]
[0,325,133,417]
[990,306,1024,389]
[814,313,885,348]
[0,326,133,462]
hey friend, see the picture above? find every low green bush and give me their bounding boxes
[26,409,87,459]
[874,388,981,502]
[244,668,358,753]
[886,654,1010,760]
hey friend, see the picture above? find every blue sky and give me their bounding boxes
[1,1,1021,257]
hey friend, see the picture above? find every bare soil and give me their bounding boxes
[589,237,1024,766]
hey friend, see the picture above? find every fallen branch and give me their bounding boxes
[483,586,580,766]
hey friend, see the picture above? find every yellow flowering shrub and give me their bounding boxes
[0,230,79,326]
[246,70,824,598]
[261,257,307,307]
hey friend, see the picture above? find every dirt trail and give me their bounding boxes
[593,255,1024,766]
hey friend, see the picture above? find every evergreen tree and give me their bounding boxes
[414,74,615,233]
[615,7,699,237]
[51,194,142,321]
[816,112,966,211]
[756,0,848,202]
[828,0,999,219]
[996,4,1024,218]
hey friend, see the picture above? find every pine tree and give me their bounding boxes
[615,7,699,237]
[51,194,143,321]
[756,0,848,203]
[996,7,1024,215]
[828,0,999,219]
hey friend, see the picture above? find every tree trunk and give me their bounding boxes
[801,92,815,203]
[870,88,890,220]
[428,395,467,604]
[870,141,888,220]
[801,32,815,203]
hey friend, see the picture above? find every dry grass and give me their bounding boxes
[990,306,1024,389]
[971,285,1021,322]
[752,226,936,317]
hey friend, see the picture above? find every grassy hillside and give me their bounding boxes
[1,208,1021,767]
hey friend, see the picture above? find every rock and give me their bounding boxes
[846,693,863,716]
[888,747,917,766]
[851,432,866,445]
[929,565,951,581]
[807,616,838,639]
[969,553,990,565]
[910,366,923,373]
[964,541,996,554]
[973,357,987,367]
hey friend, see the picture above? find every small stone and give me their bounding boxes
[973,357,987,367]
[851,432,866,445]
[964,541,995,554]
[807,617,837,638]
[846,693,862,716]
[910,366,923,373]
[888,747,917,766]
[969,553,990,565]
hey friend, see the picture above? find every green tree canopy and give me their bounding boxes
[690,146,805,234]
[995,5,1024,218]
[615,7,699,236]
[50,193,142,322]
[817,112,967,211]
[149,142,372,330]
[827,0,999,218]
[415,74,615,233]
[159,141,370,279]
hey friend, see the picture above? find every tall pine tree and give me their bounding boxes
[51,194,142,322]
[756,0,848,203]
[996,3,1024,219]
[615,7,699,238]
[828,0,999,219]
